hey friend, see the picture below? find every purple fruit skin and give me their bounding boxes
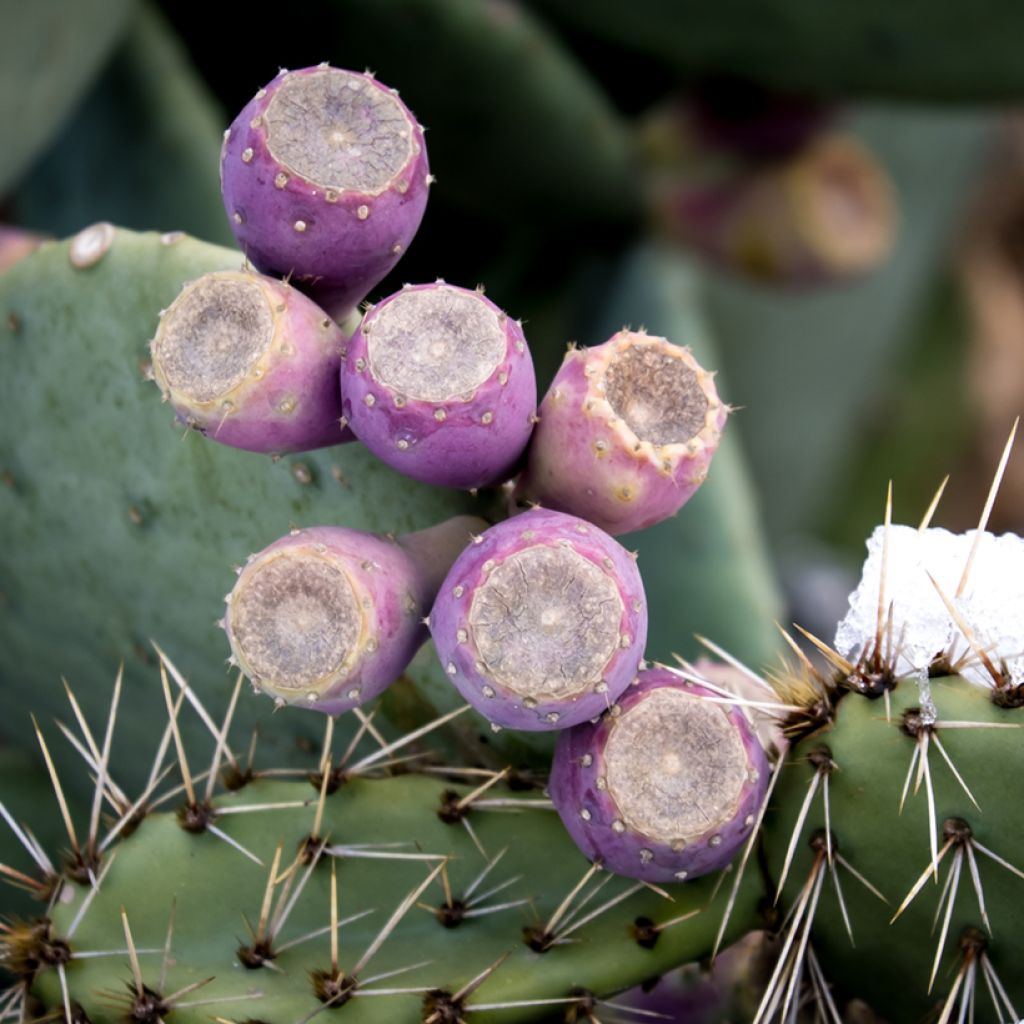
[152,272,353,455]
[225,518,481,716]
[343,283,536,489]
[620,969,723,1024]
[549,668,769,882]
[519,335,726,535]
[429,508,647,730]
[618,932,768,1023]
[220,67,429,318]
[0,226,46,273]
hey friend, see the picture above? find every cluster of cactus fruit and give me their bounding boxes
[3,58,1024,1024]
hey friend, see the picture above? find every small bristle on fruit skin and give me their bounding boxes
[516,331,726,536]
[549,668,769,882]
[150,270,354,454]
[342,283,536,489]
[224,516,483,714]
[220,66,430,321]
[429,508,647,730]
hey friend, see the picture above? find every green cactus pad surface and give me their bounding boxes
[765,674,1024,1019]
[31,771,760,1024]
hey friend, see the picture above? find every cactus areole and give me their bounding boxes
[220,66,430,319]
[430,508,647,730]
[343,282,537,488]
[550,668,769,882]
[519,331,726,535]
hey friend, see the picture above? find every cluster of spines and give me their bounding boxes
[738,439,1024,1021]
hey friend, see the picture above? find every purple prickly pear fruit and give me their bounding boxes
[429,508,647,730]
[549,667,768,882]
[223,515,485,715]
[618,932,773,1023]
[342,282,536,489]
[516,331,726,536]
[150,270,354,454]
[220,65,430,319]
[648,132,896,286]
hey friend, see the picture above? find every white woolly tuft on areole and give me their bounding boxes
[834,524,1024,687]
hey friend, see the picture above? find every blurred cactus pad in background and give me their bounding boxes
[6,1,1024,1022]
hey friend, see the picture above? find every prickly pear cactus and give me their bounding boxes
[0,40,781,1023]
[8,5,1024,1020]
[766,676,1024,1020]
[758,514,1024,1021]
[7,669,758,1024]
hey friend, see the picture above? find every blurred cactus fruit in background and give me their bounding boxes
[220,65,430,319]
[150,269,353,454]
[429,508,647,730]
[640,96,898,286]
[549,667,769,882]
[516,330,726,535]
[224,516,484,715]
[342,282,537,489]
[0,226,47,273]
